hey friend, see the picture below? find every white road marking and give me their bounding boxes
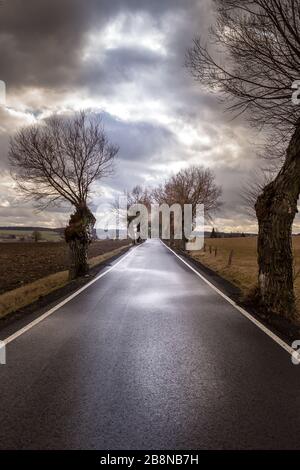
[161,241,295,357]
[2,240,295,358]
[3,246,137,345]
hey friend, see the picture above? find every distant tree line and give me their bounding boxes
[123,166,222,248]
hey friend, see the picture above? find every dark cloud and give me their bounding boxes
[0,0,262,230]
[0,0,203,90]
[101,112,176,162]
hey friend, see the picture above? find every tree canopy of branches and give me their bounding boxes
[9,111,118,208]
[186,0,300,320]
[153,166,221,217]
[153,166,222,248]
[186,0,300,132]
[9,111,119,278]
[116,186,152,244]
[125,186,152,210]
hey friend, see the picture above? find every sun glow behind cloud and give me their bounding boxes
[83,12,168,62]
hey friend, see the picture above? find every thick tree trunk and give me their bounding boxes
[169,212,175,247]
[255,125,300,320]
[69,239,89,279]
[65,203,96,280]
[178,209,186,250]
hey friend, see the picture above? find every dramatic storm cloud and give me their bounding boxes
[0,0,266,231]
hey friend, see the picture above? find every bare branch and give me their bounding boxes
[186,0,300,134]
[9,110,119,210]
[152,166,222,221]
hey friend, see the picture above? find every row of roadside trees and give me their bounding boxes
[186,0,300,322]
[8,0,300,324]
[123,167,222,248]
[8,111,222,279]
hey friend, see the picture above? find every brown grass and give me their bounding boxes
[0,244,130,319]
[0,271,69,319]
[190,236,300,308]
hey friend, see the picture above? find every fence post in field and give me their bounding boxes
[228,250,233,266]
[203,243,206,252]
[214,247,217,257]
[209,245,212,254]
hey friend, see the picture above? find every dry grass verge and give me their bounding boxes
[189,236,300,310]
[0,244,130,319]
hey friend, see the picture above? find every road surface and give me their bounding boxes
[0,239,300,449]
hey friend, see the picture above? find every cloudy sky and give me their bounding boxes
[0,0,271,232]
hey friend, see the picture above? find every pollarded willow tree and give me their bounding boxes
[9,111,119,278]
[186,0,300,320]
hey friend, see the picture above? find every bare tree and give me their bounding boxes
[126,185,152,210]
[153,166,222,248]
[9,111,119,278]
[165,166,221,214]
[117,186,152,244]
[186,0,300,320]
[32,230,42,243]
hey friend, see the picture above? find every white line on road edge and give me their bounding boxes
[161,241,295,357]
[3,246,137,346]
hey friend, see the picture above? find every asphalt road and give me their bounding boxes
[0,239,300,450]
